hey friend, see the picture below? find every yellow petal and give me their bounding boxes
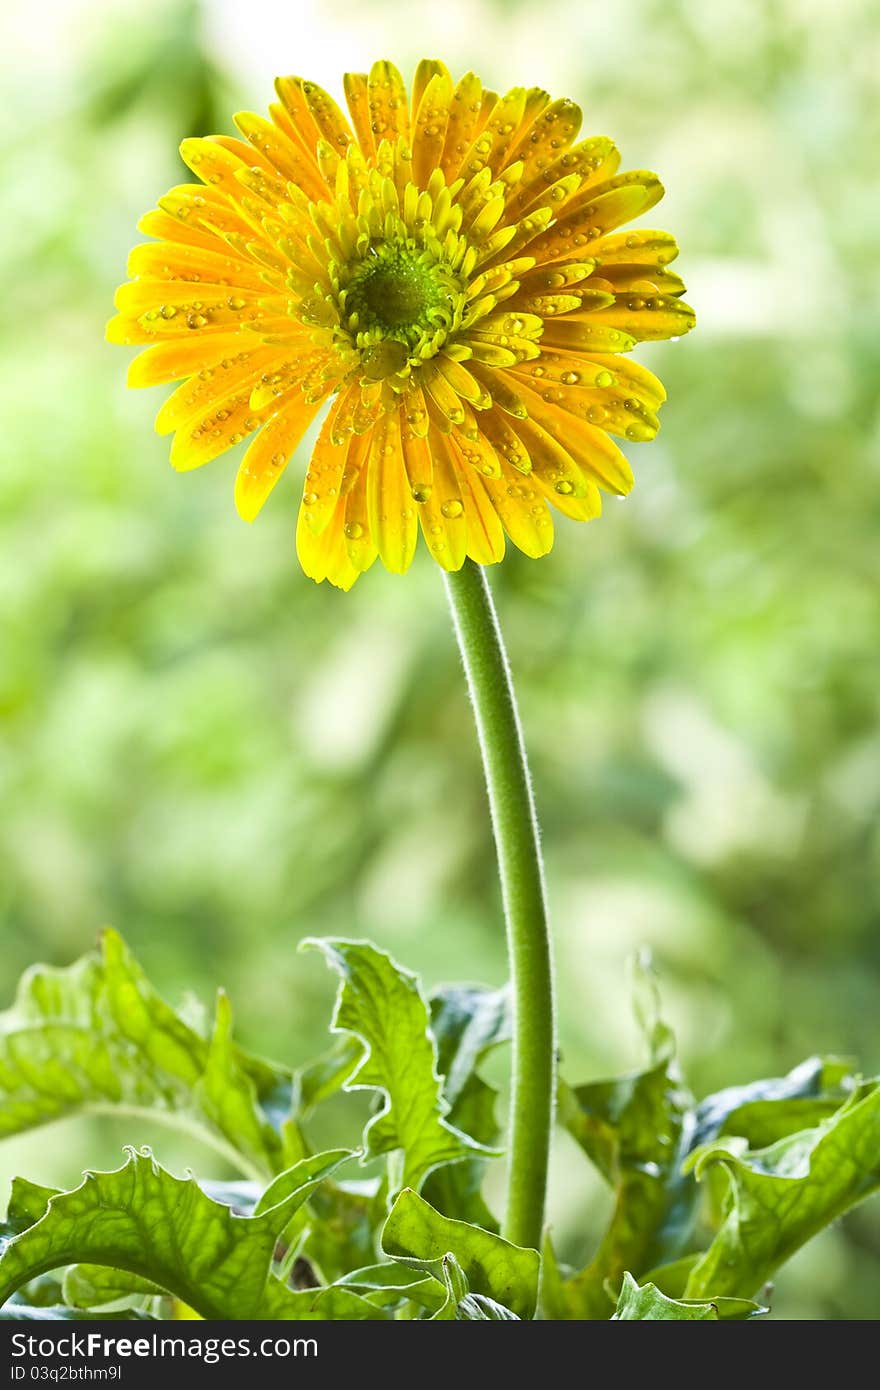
[459,87,527,180]
[538,319,636,354]
[343,436,378,572]
[591,229,679,268]
[411,59,452,120]
[127,333,253,388]
[126,241,266,289]
[367,61,411,147]
[526,176,664,262]
[156,347,275,434]
[510,133,615,215]
[276,77,353,156]
[506,414,605,521]
[301,401,354,535]
[235,392,323,521]
[296,496,359,590]
[575,293,696,342]
[479,468,554,559]
[169,386,270,471]
[401,416,435,501]
[509,96,581,175]
[367,410,417,574]
[137,207,230,253]
[516,380,634,494]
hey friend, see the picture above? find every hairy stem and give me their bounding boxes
[442,559,555,1251]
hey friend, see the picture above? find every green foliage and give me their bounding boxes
[612,1273,765,1321]
[685,1081,880,1299]
[0,928,288,1179]
[0,936,877,1320]
[304,939,485,1189]
[382,1189,538,1319]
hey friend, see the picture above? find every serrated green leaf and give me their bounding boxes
[550,963,691,1318]
[553,955,869,1319]
[0,1147,374,1320]
[293,1038,362,1118]
[301,1178,388,1284]
[0,931,290,1178]
[693,1056,853,1151]
[612,1271,766,1320]
[1,1302,157,1321]
[381,1188,540,1319]
[685,1078,880,1300]
[62,1265,163,1312]
[304,939,483,1190]
[423,984,511,1230]
[333,1261,447,1314]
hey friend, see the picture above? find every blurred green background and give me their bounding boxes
[1,0,878,1319]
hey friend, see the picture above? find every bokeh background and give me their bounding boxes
[1,0,878,1319]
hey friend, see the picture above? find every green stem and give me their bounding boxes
[442,558,555,1251]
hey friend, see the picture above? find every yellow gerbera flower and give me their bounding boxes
[108,59,694,590]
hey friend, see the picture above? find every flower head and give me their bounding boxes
[108,60,694,589]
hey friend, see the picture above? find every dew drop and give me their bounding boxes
[595,369,614,389]
[441,498,464,519]
[560,370,579,385]
[344,520,364,540]
[411,484,432,504]
[554,479,575,495]
[159,304,177,320]
[227,296,246,310]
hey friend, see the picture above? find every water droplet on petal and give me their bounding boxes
[441,498,464,519]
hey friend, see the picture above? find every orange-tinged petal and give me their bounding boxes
[417,433,467,571]
[401,418,434,501]
[449,443,505,565]
[235,392,323,521]
[440,72,485,179]
[281,77,354,154]
[343,74,374,157]
[233,110,327,200]
[412,71,453,185]
[367,410,417,573]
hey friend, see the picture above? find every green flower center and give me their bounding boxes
[337,241,465,381]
